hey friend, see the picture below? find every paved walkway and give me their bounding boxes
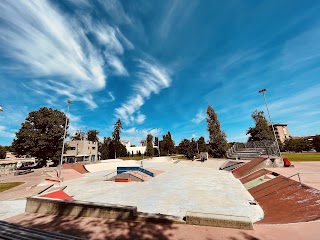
[6,212,320,240]
[267,161,320,190]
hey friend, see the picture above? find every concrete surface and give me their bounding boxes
[61,158,264,222]
[6,212,320,240]
[0,200,27,220]
[267,161,320,190]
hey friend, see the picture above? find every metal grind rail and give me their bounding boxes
[105,171,117,180]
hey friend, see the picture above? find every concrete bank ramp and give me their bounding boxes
[63,163,88,174]
[186,212,253,230]
[232,157,268,179]
[249,176,320,224]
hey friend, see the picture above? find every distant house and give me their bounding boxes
[121,140,156,155]
[63,140,99,163]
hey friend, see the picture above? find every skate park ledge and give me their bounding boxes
[25,197,253,229]
[186,211,253,230]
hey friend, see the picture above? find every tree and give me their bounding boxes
[178,139,197,159]
[197,136,208,153]
[87,130,99,142]
[146,134,154,157]
[12,107,67,163]
[100,137,112,160]
[246,110,273,142]
[0,145,6,159]
[71,130,85,141]
[206,105,228,158]
[161,132,175,155]
[111,118,127,158]
[313,135,320,152]
[284,138,311,152]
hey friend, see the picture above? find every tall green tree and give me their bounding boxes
[206,105,228,158]
[100,137,112,160]
[111,118,127,158]
[87,130,99,142]
[71,130,85,140]
[146,134,154,157]
[246,110,273,142]
[161,132,175,155]
[12,107,67,162]
[313,135,320,152]
[197,136,208,153]
[178,139,197,159]
[0,145,6,159]
[284,138,311,152]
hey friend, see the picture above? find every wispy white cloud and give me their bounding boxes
[115,59,171,124]
[98,0,132,25]
[0,125,15,139]
[0,0,130,109]
[192,110,206,124]
[122,127,160,145]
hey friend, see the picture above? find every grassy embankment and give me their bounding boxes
[0,182,24,192]
[281,152,320,162]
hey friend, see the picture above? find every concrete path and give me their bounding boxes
[5,212,320,240]
[267,161,320,190]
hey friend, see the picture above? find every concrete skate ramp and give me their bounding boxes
[240,169,273,184]
[63,163,88,174]
[249,176,320,224]
[147,156,174,162]
[46,169,82,182]
[232,157,268,179]
[85,160,139,173]
[219,160,245,171]
[40,190,74,201]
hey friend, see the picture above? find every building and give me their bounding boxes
[121,140,156,155]
[270,124,290,143]
[63,140,99,163]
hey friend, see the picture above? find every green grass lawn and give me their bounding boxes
[0,182,24,192]
[281,152,320,162]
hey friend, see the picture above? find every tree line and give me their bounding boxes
[4,105,319,163]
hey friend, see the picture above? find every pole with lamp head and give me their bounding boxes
[0,105,3,112]
[58,100,72,180]
[157,128,160,157]
[258,89,282,158]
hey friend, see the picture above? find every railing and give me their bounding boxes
[105,171,117,180]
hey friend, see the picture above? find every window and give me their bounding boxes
[92,147,96,150]
[69,147,76,150]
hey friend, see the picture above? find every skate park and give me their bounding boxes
[1,153,320,239]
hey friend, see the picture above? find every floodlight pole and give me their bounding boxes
[258,89,282,158]
[157,128,160,157]
[58,100,72,180]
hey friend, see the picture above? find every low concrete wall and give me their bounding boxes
[186,211,253,230]
[26,197,137,220]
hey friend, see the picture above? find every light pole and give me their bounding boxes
[58,100,72,180]
[157,128,160,157]
[258,89,282,158]
[0,105,3,112]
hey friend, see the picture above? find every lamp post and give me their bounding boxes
[0,105,3,112]
[58,100,72,180]
[258,89,282,158]
[157,128,160,157]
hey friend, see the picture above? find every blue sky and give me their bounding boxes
[0,0,320,146]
